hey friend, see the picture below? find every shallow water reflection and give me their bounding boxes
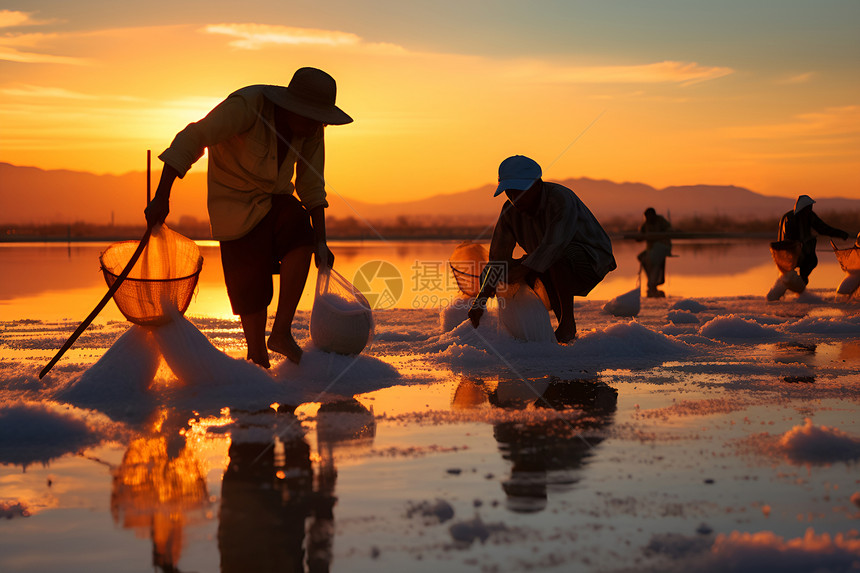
[219,399,374,573]
[2,238,860,572]
[112,432,209,571]
[487,377,617,514]
[0,239,848,323]
[81,377,620,572]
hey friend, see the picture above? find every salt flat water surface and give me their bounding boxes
[1,239,859,573]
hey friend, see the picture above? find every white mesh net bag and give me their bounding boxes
[310,268,374,355]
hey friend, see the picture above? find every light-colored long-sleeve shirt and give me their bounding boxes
[489,181,616,276]
[159,85,327,241]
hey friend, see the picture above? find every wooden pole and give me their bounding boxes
[40,150,155,379]
[147,149,151,204]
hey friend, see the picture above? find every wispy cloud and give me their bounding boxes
[508,59,733,86]
[0,85,101,99]
[723,105,860,140]
[202,23,730,89]
[204,23,361,50]
[202,23,408,55]
[778,72,815,85]
[0,9,53,29]
[0,32,89,65]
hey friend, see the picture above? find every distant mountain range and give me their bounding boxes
[2,162,859,226]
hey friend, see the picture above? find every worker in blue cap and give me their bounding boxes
[468,155,616,342]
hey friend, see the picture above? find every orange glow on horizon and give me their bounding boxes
[0,14,857,206]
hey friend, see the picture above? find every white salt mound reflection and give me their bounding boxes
[0,401,124,467]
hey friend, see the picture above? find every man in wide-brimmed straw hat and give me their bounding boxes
[777,194,850,287]
[146,67,352,367]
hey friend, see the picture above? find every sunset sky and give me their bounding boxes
[1,0,858,205]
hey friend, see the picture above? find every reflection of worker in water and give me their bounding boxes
[778,195,850,285]
[636,207,672,298]
[452,376,617,513]
[111,425,209,573]
[218,424,314,573]
[313,398,376,570]
[219,399,374,573]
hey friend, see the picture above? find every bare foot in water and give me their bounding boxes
[268,332,303,364]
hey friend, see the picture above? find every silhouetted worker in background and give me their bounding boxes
[636,207,672,297]
[145,68,351,368]
[778,195,850,285]
[468,155,616,342]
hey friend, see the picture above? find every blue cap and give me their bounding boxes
[494,155,542,197]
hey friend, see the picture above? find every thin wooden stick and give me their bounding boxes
[40,150,155,379]
[147,149,151,204]
[39,225,152,379]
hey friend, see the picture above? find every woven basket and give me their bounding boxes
[448,240,489,297]
[100,226,203,326]
[832,243,860,274]
[770,240,801,274]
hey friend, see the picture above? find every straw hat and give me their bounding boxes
[263,67,352,125]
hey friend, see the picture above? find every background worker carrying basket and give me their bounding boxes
[767,194,851,301]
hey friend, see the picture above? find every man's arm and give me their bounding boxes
[144,165,180,228]
[469,208,516,328]
[146,95,255,227]
[811,212,850,240]
[309,206,334,268]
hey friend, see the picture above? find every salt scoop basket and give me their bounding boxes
[39,224,203,379]
[831,239,860,274]
[100,224,203,326]
[831,240,860,296]
[448,240,490,297]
